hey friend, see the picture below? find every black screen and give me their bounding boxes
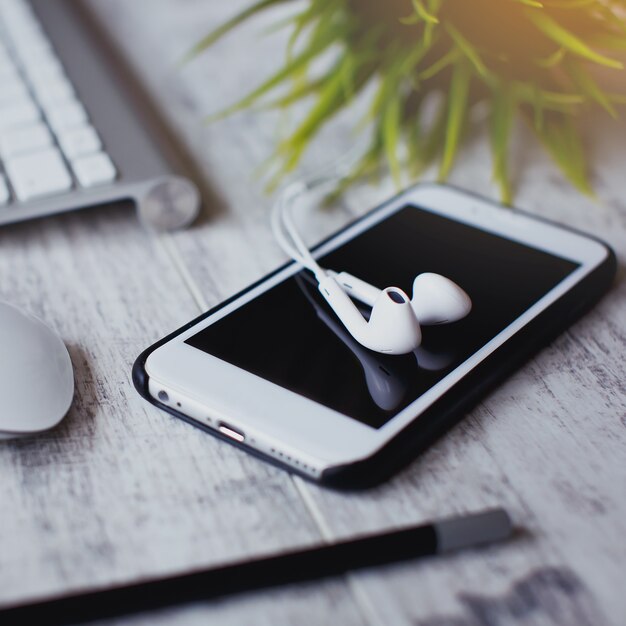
[186,206,578,428]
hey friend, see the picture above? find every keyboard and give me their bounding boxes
[0,0,199,230]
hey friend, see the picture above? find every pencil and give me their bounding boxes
[0,508,512,625]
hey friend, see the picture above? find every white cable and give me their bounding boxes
[271,182,327,280]
[270,183,320,274]
[281,189,319,264]
[271,137,369,282]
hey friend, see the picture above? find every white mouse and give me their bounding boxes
[0,301,74,439]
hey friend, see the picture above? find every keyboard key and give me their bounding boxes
[0,98,40,131]
[33,75,74,107]
[0,122,52,158]
[0,77,29,105]
[23,56,64,83]
[46,100,87,132]
[72,152,116,187]
[12,32,51,59]
[0,174,9,205]
[17,45,57,72]
[0,6,39,38]
[5,147,72,201]
[0,48,13,71]
[0,0,34,18]
[0,61,20,82]
[58,125,101,159]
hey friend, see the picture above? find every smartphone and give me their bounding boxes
[133,184,615,487]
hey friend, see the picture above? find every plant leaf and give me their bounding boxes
[445,23,489,77]
[411,0,440,24]
[527,9,624,68]
[205,17,346,121]
[439,60,471,180]
[276,51,369,173]
[182,0,291,64]
[383,96,403,187]
[490,83,516,204]
[418,48,461,80]
[531,113,593,195]
[411,94,448,176]
[567,62,618,117]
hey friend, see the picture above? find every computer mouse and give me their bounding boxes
[0,301,74,439]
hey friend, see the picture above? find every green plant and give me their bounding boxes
[191,0,626,203]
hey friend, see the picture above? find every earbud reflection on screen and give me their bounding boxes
[414,345,456,371]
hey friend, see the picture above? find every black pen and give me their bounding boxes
[0,508,512,625]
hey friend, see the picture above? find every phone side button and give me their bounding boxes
[218,423,245,443]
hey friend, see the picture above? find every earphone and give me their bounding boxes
[272,170,472,355]
[330,271,472,326]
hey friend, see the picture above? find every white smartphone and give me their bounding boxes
[133,185,615,486]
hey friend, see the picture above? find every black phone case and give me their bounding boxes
[132,184,617,489]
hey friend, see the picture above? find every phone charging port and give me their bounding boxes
[218,423,245,443]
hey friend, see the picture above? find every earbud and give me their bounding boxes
[331,271,471,326]
[318,275,421,354]
[410,273,472,325]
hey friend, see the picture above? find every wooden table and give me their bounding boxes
[2,2,625,624]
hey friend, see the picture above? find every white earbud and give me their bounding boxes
[318,275,421,355]
[410,273,472,324]
[332,271,471,325]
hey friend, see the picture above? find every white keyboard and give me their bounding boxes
[0,0,116,207]
[0,0,199,231]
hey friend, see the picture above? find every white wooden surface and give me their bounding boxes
[1,1,625,624]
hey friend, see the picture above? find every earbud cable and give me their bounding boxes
[271,140,367,283]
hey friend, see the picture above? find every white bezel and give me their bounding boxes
[145,185,609,477]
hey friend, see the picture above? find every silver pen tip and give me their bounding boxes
[435,508,513,553]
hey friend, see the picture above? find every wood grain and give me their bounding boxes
[1,0,624,624]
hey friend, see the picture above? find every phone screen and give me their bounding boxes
[186,205,579,428]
